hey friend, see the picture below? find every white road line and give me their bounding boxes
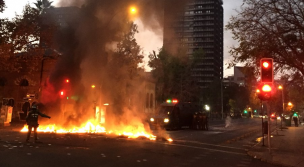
[163,143,247,155]
[174,140,245,150]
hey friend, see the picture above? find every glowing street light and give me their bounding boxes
[205,105,210,111]
[288,102,293,106]
[91,85,96,88]
[130,7,137,14]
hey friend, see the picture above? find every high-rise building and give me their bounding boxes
[164,0,223,88]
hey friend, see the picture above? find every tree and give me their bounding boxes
[226,0,304,78]
[148,47,201,103]
[34,0,53,14]
[0,0,5,13]
[103,22,144,114]
[0,3,57,73]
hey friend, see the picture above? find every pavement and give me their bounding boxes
[2,119,304,167]
[247,122,304,167]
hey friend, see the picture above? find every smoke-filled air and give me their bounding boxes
[21,0,188,140]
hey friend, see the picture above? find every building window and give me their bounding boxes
[20,79,29,86]
[150,94,153,108]
[0,77,6,86]
[146,93,149,108]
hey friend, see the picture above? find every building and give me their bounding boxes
[163,0,223,88]
[224,66,256,87]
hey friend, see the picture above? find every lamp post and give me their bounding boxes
[205,104,210,118]
[278,85,284,130]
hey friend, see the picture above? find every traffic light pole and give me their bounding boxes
[267,105,271,154]
[261,100,265,146]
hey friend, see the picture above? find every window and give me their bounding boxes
[146,93,149,108]
[20,79,29,86]
[150,94,153,108]
[0,77,6,86]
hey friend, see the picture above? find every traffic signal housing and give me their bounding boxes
[260,58,273,83]
[257,83,273,101]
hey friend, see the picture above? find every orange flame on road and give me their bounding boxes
[20,120,157,140]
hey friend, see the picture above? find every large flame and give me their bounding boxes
[21,120,158,140]
[23,79,173,142]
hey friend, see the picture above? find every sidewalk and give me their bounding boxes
[248,124,304,167]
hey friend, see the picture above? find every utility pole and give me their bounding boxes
[221,79,224,119]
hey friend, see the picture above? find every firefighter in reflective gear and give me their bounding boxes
[25,104,51,142]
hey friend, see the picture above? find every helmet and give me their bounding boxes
[31,104,37,109]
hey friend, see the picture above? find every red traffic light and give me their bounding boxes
[260,58,273,83]
[257,83,273,101]
[262,84,271,92]
[65,79,69,83]
[60,90,64,96]
[262,62,269,68]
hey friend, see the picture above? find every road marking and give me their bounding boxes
[242,145,251,147]
[174,140,244,150]
[163,143,247,155]
[240,161,251,164]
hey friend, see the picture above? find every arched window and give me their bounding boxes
[0,77,6,86]
[146,93,149,108]
[20,79,29,86]
[150,94,153,108]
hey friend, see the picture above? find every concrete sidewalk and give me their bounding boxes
[248,124,304,167]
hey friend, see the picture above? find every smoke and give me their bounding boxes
[225,115,232,128]
[38,0,189,133]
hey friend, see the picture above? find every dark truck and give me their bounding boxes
[149,99,208,130]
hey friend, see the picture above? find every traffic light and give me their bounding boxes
[260,58,273,83]
[257,83,273,101]
[60,90,65,96]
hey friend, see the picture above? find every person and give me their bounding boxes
[25,104,51,143]
[292,113,299,127]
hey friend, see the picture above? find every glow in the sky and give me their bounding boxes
[0,0,244,77]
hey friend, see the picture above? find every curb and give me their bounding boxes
[247,151,293,167]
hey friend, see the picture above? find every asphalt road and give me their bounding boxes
[0,118,282,167]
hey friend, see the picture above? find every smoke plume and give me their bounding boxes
[39,0,189,132]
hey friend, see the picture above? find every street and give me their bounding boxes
[0,118,281,167]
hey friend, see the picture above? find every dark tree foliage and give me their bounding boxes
[105,22,144,113]
[0,0,5,13]
[0,3,57,72]
[116,23,144,79]
[34,0,53,14]
[148,47,201,103]
[226,0,304,78]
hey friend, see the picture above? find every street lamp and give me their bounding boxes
[205,105,210,111]
[129,7,137,14]
[205,104,210,118]
[278,85,284,129]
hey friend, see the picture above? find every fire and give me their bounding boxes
[20,120,157,140]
